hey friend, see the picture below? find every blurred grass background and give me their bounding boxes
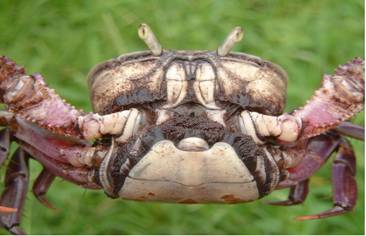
[0,0,364,234]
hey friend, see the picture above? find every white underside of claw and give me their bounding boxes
[78,108,141,142]
[239,111,302,143]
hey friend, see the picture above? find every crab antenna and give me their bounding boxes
[217,26,244,56]
[138,23,162,56]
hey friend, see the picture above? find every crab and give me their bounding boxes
[0,24,364,234]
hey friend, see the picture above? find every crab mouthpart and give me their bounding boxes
[177,137,209,151]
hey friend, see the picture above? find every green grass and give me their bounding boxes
[0,0,364,234]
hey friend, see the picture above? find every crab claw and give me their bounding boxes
[0,56,143,143]
[293,58,364,140]
[0,56,25,89]
[78,108,142,142]
[238,58,364,144]
[239,111,302,144]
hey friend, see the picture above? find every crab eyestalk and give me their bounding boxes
[138,23,162,56]
[217,26,244,56]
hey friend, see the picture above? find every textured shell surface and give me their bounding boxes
[88,50,288,115]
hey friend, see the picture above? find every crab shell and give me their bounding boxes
[89,51,288,115]
[88,50,288,203]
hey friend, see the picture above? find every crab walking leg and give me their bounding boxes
[277,133,340,188]
[293,58,364,140]
[0,56,141,141]
[0,128,10,166]
[268,179,309,206]
[0,148,29,235]
[32,169,56,209]
[334,121,364,141]
[20,142,100,189]
[297,138,357,220]
[0,127,22,216]
[14,117,108,168]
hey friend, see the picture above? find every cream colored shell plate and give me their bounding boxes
[88,51,288,115]
[119,140,259,203]
[215,58,287,114]
[88,53,165,113]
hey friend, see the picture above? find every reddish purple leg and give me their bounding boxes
[268,179,309,206]
[275,132,359,219]
[33,169,56,209]
[20,142,100,189]
[0,129,17,213]
[0,148,29,235]
[278,133,340,188]
[335,122,364,141]
[0,129,18,215]
[0,128,10,166]
[297,139,357,220]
